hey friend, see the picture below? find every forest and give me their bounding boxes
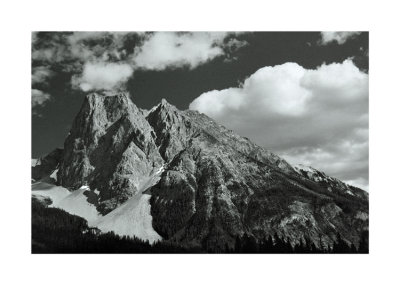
[32,197,368,254]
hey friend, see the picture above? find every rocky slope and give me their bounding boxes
[294,164,368,200]
[32,148,62,183]
[32,91,368,251]
[57,92,164,214]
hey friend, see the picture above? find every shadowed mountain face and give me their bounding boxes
[33,92,368,251]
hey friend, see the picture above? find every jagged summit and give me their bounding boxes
[32,92,368,250]
[87,90,131,101]
[90,90,129,96]
[159,98,171,106]
[148,98,178,115]
[83,91,138,120]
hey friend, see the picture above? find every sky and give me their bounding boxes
[32,31,369,190]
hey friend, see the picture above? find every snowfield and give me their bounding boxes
[93,193,162,243]
[31,165,166,243]
[93,165,165,243]
[32,182,70,205]
[55,186,100,224]
[32,183,100,223]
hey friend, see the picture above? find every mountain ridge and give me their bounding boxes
[31,91,368,250]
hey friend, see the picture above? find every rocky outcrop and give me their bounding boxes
[294,164,369,200]
[57,92,164,214]
[32,91,368,250]
[32,148,63,182]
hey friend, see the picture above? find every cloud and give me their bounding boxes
[32,66,54,85]
[32,32,248,91]
[67,32,135,63]
[225,38,248,51]
[72,62,133,91]
[132,32,244,70]
[32,89,51,107]
[282,138,369,191]
[31,32,139,73]
[189,59,369,189]
[32,32,142,93]
[320,32,361,45]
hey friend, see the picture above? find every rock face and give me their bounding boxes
[33,91,368,250]
[294,164,368,200]
[32,148,63,183]
[57,92,164,214]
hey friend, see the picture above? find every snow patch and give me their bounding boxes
[32,182,100,224]
[31,158,41,167]
[93,194,162,243]
[80,185,90,191]
[49,168,58,182]
[55,186,100,223]
[149,105,158,113]
[93,166,165,243]
[32,182,70,205]
[155,165,165,175]
[295,164,316,174]
[92,165,166,241]
[31,165,165,243]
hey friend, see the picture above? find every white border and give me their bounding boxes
[1,0,399,284]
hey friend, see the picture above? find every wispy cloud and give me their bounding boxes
[320,31,361,45]
[32,32,248,92]
[32,66,54,85]
[132,32,241,70]
[32,89,51,108]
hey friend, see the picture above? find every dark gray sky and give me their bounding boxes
[32,32,368,189]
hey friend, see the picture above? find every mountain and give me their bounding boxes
[294,164,368,200]
[32,91,368,251]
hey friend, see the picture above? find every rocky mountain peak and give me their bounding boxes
[159,98,172,106]
[148,98,179,118]
[57,92,164,213]
[85,91,133,109]
[85,91,137,115]
[33,92,368,250]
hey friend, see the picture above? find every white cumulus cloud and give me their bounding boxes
[65,32,247,91]
[72,62,134,91]
[320,31,361,45]
[133,32,233,70]
[189,59,369,190]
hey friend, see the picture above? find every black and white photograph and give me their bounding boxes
[2,1,400,284]
[31,31,369,253]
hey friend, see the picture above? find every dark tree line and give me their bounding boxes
[32,197,199,253]
[230,232,368,254]
[32,197,368,254]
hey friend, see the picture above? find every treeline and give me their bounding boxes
[230,232,368,254]
[32,197,368,254]
[32,197,197,253]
